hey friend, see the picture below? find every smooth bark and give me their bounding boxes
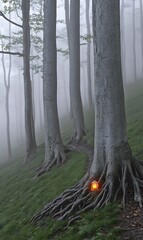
[120,0,127,86]
[69,0,86,142]
[133,0,137,81]
[85,0,93,106]
[140,0,143,74]
[91,0,127,177]
[43,0,65,165]
[22,0,37,161]
[1,51,12,159]
[0,13,12,160]
[64,0,70,48]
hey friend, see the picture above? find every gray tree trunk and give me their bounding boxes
[91,0,127,177]
[64,0,72,117]
[69,0,86,142]
[31,46,35,123]
[140,0,143,75]
[22,0,37,161]
[1,53,12,160]
[85,0,93,107]
[1,13,12,160]
[65,0,70,49]
[31,0,143,221]
[43,0,65,166]
[38,78,43,130]
[120,0,127,86]
[133,0,137,81]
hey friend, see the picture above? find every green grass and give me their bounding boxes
[0,149,87,240]
[0,81,143,240]
[125,81,143,158]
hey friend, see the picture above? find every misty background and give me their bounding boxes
[0,0,142,162]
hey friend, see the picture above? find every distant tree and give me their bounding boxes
[22,0,37,161]
[0,2,37,161]
[85,0,93,107]
[120,0,127,86]
[69,0,86,143]
[1,27,12,159]
[36,0,66,176]
[133,0,137,81]
[32,0,143,224]
[64,0,70,114]
[140,0,143,75]
[64,0,70,48]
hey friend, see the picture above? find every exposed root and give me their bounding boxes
[35,140,92,177]
[31,142,143,226]
[35,146,66,177]
[69,128,87,144]
[31,160,143,225]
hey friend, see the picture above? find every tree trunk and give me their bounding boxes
[31,0,143,224]
[120,0,127,86]
[69,0,86,143]
[133,0,137,81]
[22,0,37,162]
[31,46,35,124]
[140,0,143,75]
[85,0,93,107]
[37,0,66,175]
[91,0,127,177]
[1,11,12,160]
[1,53,12,159]
[64,0,72,117]
[64,0,70,49]
[38,77,43,130]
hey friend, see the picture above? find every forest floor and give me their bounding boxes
[119,199,143,240]
[0,82,143,240]
[73,143,143,240]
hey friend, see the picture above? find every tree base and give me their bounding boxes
[36,152,67,177]
[31,143,143,224]
[24,147,37,163]
[69,128,87,144]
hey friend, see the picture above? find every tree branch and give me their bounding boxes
[0,50,23,56]
[0,11,22,28]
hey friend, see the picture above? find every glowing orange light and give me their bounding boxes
[90,180,99,192]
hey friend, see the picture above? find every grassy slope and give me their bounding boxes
[125,82,143,158]
[0,82,143,240]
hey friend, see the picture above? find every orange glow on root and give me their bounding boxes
[90,180,100,192]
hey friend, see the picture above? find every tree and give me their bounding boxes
[0,3,37,161]
[31,0,143,224]
[140,0,143,75]
[133,0,137,81]
[64,0,70,49]
[85,0,93,107]
[22,0,37,161]
[1,35,12,159]
[69,0,86,143]
[36,0,66,176]
[120,0,127,86]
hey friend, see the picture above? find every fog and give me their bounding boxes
[0,0,143,162]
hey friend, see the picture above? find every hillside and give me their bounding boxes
[0,82,143,240]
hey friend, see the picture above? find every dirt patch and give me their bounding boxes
[118,193,143,240]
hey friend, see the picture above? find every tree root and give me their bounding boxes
[35,148,66,177]
[31,155,143,225]
[69,128,87,144]
[35,141,93,177]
